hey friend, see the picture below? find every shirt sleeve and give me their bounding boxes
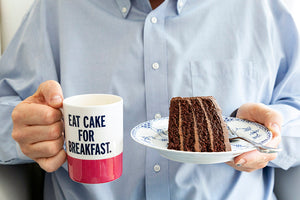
[0,0,59,164]
[267,0,300,169]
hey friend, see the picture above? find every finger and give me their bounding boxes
[12,103,62,125]
[36,149,67,173]
[237,103,283,139]
[28,80,64,108]
[227,150,277,172]
[23,135,65,159]
[19,120,64,144]
[267,123,281,142]
[265,131,281,147]
[235,150,277,166]
[237,103,283,126]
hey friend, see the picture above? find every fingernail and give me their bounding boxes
[236,159,246,167]
[271,123,280,134]
[51,95,62,105]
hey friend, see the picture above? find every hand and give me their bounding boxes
[226,103,283,172]
[12,80,66,172]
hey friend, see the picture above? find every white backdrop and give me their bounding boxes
[0,0,34,54]
[284,0,300,28]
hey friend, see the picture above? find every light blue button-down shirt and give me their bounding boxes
[1,0,300,199]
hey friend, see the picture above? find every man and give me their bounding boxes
[1,0,300,199]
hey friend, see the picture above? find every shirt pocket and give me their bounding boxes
[190,59,258,115]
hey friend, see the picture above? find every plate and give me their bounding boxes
[130,117,272,164]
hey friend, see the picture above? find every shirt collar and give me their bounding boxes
[115,0,187,18]
[115,0,131,18]
[176,0,187,14]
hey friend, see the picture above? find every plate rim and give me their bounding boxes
[130,116,272,156]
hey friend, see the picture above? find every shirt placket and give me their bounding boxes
[143,7,170,200]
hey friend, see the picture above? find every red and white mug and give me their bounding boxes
[63,94,123,184]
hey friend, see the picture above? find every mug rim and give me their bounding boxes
[63,94,123,108]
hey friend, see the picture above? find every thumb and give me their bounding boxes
[32,80,64,108]
[237,103,283,138]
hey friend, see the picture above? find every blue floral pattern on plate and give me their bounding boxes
[131,117,272,164]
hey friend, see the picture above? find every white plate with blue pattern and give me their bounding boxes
[130,117,272,164]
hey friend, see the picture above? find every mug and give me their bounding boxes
[63,94,123,184]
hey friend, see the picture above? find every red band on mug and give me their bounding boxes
[67,153,123,184]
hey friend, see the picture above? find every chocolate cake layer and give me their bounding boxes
[168,98,181,150]
[167,96,231,152]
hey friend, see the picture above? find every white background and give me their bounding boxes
[0,0,34,53]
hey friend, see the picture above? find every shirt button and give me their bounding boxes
[121,7,127,13]
[155,113,161,119]
[151,17,158,24]
[178,1,184,8]
[153,164,161,172]
[152,62,159,70]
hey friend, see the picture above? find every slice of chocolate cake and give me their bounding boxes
[167,96,231,152]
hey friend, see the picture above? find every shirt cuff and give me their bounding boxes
[267,104,300,126]
[269,150,297,170]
